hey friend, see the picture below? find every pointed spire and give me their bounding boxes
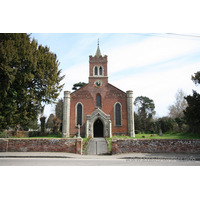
[95,39,102,57]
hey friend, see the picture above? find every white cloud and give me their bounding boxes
[110,61,200,117]
[108,36,200,74]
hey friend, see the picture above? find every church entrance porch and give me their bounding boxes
[85,108,112,138]
[94,119,103,137]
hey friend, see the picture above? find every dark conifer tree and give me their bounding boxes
[0,33,65,131]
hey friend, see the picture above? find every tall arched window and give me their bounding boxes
[96,94,101,107]
[77,103,82,126]
[99,66,102,75]
[95,66,98,75]
[115,103,122,126]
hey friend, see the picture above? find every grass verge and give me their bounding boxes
[82,137,91,154]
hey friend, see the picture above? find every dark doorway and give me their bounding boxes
[94,119,103,137]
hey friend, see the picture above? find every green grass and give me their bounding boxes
[82,137,91,154]
[106,137,112,152]
[109,132,200,140]
[133,132,200,139]
[9,134,63,139]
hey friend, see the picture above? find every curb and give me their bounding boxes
[120,156,200,161]
[0,156,72,158]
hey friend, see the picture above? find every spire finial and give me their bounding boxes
[95,39,102,57]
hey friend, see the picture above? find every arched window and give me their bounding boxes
[99,66,102,75]
[115,103,122,126]
[96,94,101,107]
[95,66,98,75]
[77,103,82,126]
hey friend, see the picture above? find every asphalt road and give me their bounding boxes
[1,158,200,166]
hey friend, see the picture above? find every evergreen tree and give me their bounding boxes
[21,119,39,131]
[134,96,156,131]
[72,82,87,91]
[184,90,200,133]
[0,33,65,131]
[184,71,200,133]
[46,114,55,131]
[55,98,63,121]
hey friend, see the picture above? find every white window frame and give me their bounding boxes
[93,65,104,76]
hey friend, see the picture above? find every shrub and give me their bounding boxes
[135,130,140,134]
[14,131,29,138]
[182,124,189,132]
[29,131,40,137]
[0,131,8,138]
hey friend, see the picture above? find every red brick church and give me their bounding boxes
[62,43,135,138]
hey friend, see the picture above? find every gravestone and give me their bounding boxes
[159,129,163,136]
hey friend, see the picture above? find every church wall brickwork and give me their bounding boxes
[70,81,128,136]
[89,55,107,76]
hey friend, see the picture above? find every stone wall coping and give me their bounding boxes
[112,139,200,141]
[0,138,83,141]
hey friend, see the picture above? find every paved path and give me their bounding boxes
[86,138,108,155]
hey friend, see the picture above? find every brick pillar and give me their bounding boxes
[76,138,83,154]
[111,140,118,154]
[62,91,70,137]
[126,90,135,137]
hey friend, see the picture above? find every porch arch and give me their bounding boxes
[85,108,112,138]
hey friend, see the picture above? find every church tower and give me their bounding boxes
[89,40,108,86]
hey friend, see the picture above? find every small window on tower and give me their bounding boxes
[95,66,98,75]
[99,66,102,75]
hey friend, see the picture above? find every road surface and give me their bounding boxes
[0,157,200,166]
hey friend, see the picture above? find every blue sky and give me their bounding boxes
[30,33,200,119]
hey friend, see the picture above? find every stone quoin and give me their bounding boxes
[62,42,135,138]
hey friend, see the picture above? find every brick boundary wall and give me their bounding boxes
[0,138,83,154]
[111,139,200,154]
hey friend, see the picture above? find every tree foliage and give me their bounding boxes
[184,90,200,133]
[46,114,55,130]
[55,98,63,122]
[21,119,39,131]
[46,113,61,134]
[191,71,200,85]
[72,82,87,91]
[183,71,200,134]
[134,96,156,130]
[40,116,46,134]
[0,33,65,131]
[168,89,188,118]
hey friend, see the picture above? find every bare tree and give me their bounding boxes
[168,89,188,118]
